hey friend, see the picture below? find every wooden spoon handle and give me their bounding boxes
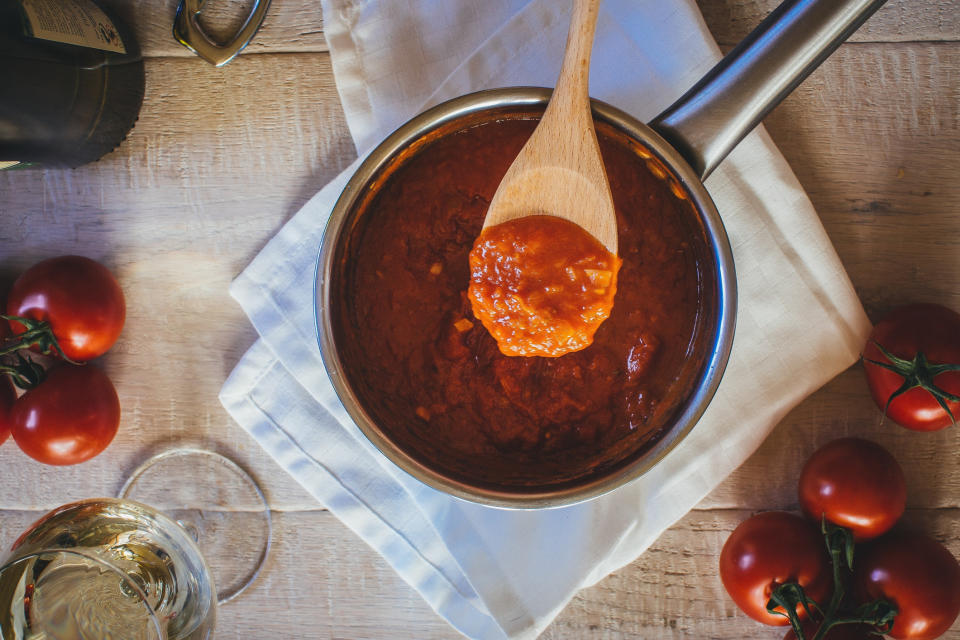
[549,0,601,123]
[481,0,617,254]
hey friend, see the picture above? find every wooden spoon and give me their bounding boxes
[482,0,616,254]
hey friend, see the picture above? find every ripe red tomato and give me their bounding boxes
[855,532,960,640]
[798,438,906,541]
[862,303,960,431]
[720,511,832,626]
[9,364,120,465]
[6,256,126,362]
[0,375,14,446]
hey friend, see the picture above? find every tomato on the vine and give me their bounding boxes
[0,375,14,446]
[9,364,120,465]
[719,511,832,626]
[798,438,905,541]
[862,303,960,431]
[855,532,960,640]
[6,255,126,362]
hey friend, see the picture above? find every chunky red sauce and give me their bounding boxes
[468,215,621,357]
[334,113,717,490]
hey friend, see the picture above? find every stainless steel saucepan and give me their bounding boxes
[314,0,887,507]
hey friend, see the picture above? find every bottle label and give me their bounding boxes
[17,0,127,54]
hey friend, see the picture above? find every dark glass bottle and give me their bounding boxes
[0,0,145,169]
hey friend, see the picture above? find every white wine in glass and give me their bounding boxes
[0,498,216,639]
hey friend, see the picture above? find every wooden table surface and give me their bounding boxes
[1,1,958,638]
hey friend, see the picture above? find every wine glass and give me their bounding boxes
[117,448,272,605]
[0,498,216,639]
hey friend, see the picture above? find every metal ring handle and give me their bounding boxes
[174,0,272,67]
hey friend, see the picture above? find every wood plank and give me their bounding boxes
[761,43,960,316]
[696,0,960,46]
[215,509,459,638]
[0,52,356,512]
[96,0,958,62]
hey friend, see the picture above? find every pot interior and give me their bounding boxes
[326,101,725,504]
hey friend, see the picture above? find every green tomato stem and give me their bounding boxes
[811,523,851,640]
[768,582,818,639]
[0,315,80,364]
[0,354,45,390]
[768,523,898,640]
[866,341,960,427]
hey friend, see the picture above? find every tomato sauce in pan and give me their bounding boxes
[334,113,717,489]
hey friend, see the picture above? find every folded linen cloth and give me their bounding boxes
[219,1,873,638]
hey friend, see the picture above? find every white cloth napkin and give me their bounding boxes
[219,1,872,638]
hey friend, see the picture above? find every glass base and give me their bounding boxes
[118,449,272,605]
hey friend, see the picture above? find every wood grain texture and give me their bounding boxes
[101,0,959,61]
[1,0,959,639]
[696,0,960,45]
[763,43,960,316]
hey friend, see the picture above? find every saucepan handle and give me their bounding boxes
[649,0,887,180]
